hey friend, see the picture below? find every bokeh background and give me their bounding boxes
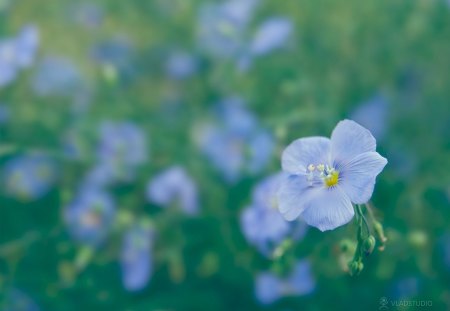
[0,0,449,310]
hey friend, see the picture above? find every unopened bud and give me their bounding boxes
[348,260,364,276]
[362,235,376,256]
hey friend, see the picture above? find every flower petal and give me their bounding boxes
[281,137,331,175]
[339,151,387,204]
[255,272,282,305]
[331,120,376,164]
[300,187,354,231]
[277,174,318,221]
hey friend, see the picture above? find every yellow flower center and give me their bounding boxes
[324,170,339,187]
[307,163,339,188]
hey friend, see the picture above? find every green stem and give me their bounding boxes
[355,204,370,239]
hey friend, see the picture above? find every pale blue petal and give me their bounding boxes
[255,272,282,305]
[250,17,293,55]
[339,151,387,204]
[281,137,330,175]
[0,62,16,86]
[15,25,39,68]
[120,225,153,292]
[331,120,376,164]
[277,175,318,221]
[285,260,316,296]
[146,166,199,215]
[252,172,286,205]
[300,186,354,231]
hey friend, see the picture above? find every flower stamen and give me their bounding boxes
[307,163,339,187]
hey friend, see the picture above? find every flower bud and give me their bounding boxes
[362,235,376,256]
[348,260,364,276]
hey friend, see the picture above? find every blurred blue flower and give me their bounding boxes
[250,17,293,56]
[64,187,116,246]
[2,154,57,201]
[90,37,135,81]
[3,288,40,311]
[120,221,154,292]
[83,163,117,188]
[31,56,83,97]
[241,173,307,256]
[194,97,274,183]
[165,51,198,80]
[197,0,258,59]
[350,94,389,141]
[278,120,387,231]
[0,25,39,87]
[147,166,199,215]
[255,260,315,304]
[96,121,148,183]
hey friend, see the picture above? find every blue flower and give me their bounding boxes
[350,94,389,141]
[96,121,148,183]
[255,260,315,304]
[83,163,117,188]
[0,25,39,87]
[197,0,258,59]
[240,173,307,256]
[250,17,293,56]
[194,97,274,183]
[2,154,57,201]
[90,37,135,82]
[165,50,198,80]
[277,120,387,231]
[146,166,199,215]
[64,188,116,246]
[31,56,84,97]
[120,221,154,292]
